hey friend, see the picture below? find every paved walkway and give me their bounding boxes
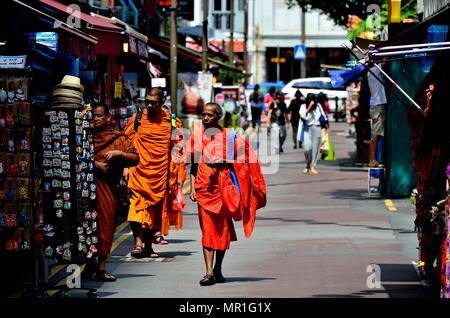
[70,122,435,298]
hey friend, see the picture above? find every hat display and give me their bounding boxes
[56,75,84,92]
[50,75,84,109]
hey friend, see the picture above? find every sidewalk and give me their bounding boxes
[79,122,435,298]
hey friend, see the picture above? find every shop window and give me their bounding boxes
[213,13,222,29]
[214,0,222,11]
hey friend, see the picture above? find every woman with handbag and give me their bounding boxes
[299,93,327,175]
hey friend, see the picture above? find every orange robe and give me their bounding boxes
[94,126,139,258]
[124,108,185,235]
[188,128,266,250]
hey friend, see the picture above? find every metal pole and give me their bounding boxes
[229,0,234,65]
[170,0,177,116]
[350,43,425,115]
[376,41,450,52]
[243,0,249,85]
[276,45,280,82]
[202,0,208,72]
[372,46,450,57]
[300,7,306,78]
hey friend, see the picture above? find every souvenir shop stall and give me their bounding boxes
[362,10,450,296]
[0,60,37,297]
[41,75,98,266]
[0,0,101,297]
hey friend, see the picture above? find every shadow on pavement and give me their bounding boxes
[266,177,363,188]
[224,277,276,283]
[162,239,196,244]
[256,216,413,233]
[322,188,369,200]
[159,251,197,259]
[312,263,438,298]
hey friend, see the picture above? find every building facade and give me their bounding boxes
[247,0,349,84]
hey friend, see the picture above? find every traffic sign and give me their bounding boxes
[294,44,306,61]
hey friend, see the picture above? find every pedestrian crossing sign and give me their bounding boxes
[294,44,306,61]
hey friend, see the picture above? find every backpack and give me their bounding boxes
[133,107,144,132]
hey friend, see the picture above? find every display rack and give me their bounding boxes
[0,68,40,297]
[39,103,98,298]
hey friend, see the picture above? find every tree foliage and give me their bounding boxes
[285,0,383,26]
[285,0,418,28]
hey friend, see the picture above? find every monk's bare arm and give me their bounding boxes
[190,163,198,202]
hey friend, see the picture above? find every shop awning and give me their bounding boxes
[148,37,244,74]
[39,0,122,56]
[91,14,151,59]
[39,0,122,32]
[12,0,98,60]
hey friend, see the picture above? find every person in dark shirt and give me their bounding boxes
[249,84,262,130]
[268,91,288,153]
[287,89,304,149]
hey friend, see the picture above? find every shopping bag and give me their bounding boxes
[322,133,336,161]
[320,129,329,155]
[171,181,186,213]
[297,118,305,142]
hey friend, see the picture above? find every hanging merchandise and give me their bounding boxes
[42,75,97,263]
[0,71,35,264]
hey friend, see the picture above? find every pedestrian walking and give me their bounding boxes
[268,91,288,153]
[300,93,326,175]
[287,89,304,149]
[249,84,262,131]
[123,87,185,258]
[87,103,139,281]
[188,102,266,286]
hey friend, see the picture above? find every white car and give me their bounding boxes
[281,77,348,119]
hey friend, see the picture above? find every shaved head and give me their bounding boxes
[201,102,223,128]
[205,102,223,117]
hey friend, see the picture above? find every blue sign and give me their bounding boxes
[294,45,306,61]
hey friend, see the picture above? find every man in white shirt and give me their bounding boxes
[367,64,387,167]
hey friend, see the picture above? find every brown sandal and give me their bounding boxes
[130,246,144,258]
[153,234,168,245]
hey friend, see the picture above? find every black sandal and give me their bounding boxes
[95,270,116,282]
[199,274,216,286]
[130,246,144,258]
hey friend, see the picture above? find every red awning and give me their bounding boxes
[40,0,122,56]
[40,0,122,32]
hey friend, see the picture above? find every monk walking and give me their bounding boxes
[92,103,139,281]
[124,87,185,258]
[188,103,267,286]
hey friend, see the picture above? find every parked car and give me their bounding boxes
[281,77,347,120]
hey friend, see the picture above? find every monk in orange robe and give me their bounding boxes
[124,87,185,258]
[188,103,266,286]
[92,103,139,281]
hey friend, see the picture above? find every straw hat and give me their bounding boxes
[52,89,83,100]
[50,102,83,110]
[54,75,84,93]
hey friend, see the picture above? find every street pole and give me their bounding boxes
[243,0,248,85]
[300,7,306,78]
[170,0,177,116]
[202,0,208,72]
[276,45,280,83]
[229,0,234,65]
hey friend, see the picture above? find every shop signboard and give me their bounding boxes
[0,55,27,69]
[114,81,122,99]
[177,72,213,118]
[219,86,240,113]
[152,78,167,88]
